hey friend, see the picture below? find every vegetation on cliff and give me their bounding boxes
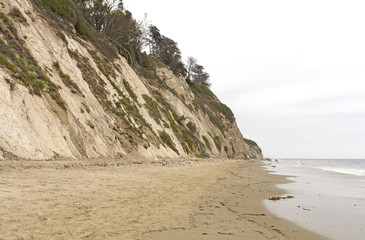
[0,10,65,108]
[32,0,209,86]
[0,0,262,160]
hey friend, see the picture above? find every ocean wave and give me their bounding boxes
[314,167,365,176]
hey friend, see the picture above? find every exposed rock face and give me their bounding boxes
[0,0,262,161]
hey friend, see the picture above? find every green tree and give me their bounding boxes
[185,57,210,88]
[74,0,142,63]
[148,25,186,76]
[192,63,210,87]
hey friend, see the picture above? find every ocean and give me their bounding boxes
[277,158,365,176]
[264,158,365,240]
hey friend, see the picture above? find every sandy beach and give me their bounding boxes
[0,159,327,240]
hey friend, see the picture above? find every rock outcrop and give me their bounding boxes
[0,0,262,161]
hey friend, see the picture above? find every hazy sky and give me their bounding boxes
[124,0,365,159]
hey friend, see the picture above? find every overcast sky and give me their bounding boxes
[124,0,365,159]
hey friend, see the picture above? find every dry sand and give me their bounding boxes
[0,159,328,240]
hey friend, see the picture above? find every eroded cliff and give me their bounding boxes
[0,0,262,161]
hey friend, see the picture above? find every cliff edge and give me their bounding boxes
[0,0,262,161]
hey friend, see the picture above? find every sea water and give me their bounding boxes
[279,158,365,177]
[264,159,365,240]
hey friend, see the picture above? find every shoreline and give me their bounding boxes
[0,159,327,239]
[265,159,365,240]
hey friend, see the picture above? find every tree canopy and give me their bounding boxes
[186,56,210,88]
[148,25,186,76]
[40,0,210,84]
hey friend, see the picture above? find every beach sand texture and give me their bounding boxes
[0,160,327,240]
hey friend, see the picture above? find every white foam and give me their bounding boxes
[315,167,365,176]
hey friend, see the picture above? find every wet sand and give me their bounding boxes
[264,161,365,240]
[0,159,327,239]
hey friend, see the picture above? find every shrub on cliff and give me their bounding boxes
[210,102,235,122]
[40,0,76,21]
[244,138,259,147]
[213,136,222,152]
[160,131,179,154]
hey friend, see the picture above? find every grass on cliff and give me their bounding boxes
[160,131,179,155]
[68,48,162,149]
[202,136,211,151]
[149,89,200,155]
[40,0,76,21]
[224,146,228,154]
[192,83,215,98]
[0,54,16,73]
[53,61,82,94]
[189,76,236,137]
[244,138,258,147]
[133,52,158,79]
[213,136,222,152]
[74,16,95,41]
[31,0,117,59]
[123,79,138,102]
[9,8,27,23]
[0,13,66,109]
[162,109,198,154]
[143,94,161,120]
[0,11,17,33]
[210,102,235,122]
[187,121,197,133]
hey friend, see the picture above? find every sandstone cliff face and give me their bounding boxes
[0,0,262,161]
